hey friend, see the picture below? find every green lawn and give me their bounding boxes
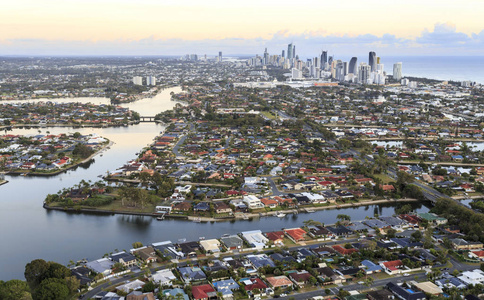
[261,111,276,119]
[373,174,395,184]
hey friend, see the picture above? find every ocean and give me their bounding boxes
[384,56,484,84]
[333,55,484,84]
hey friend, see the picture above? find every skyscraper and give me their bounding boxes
[282,50,285,58]
[293,45,296,59]
[321,51,328,64]
[328,56,333,67]
[358,63,371,84]
[348,57,358,74]
[287,43,293,60]
[369,51,377,72]
[218,51,222,62]
[393,62,403,81]
[263,48,269,65]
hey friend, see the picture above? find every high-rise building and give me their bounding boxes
[287,43,293,60]
[132,76,143,86]
[358,63,371,84]
[369,51,377,72]
[335,60,345,81]
[218,51,222,62]
[263,48,269,65]
[393,62,403,81]
[293,45,296,59]
[348,57,358,74]
[282,50,285,58]
[321,51,328,69]
[328,56,333,67]
[146,76,156,86]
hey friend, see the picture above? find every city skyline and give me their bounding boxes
[1,0,484,56]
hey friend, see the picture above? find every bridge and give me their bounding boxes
[139,116,157,122]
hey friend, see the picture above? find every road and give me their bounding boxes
[171,122,194,158]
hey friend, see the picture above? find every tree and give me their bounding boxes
[33,278,69,300]
[386,228,397,238]
[411,230,423,242]
[364,276,374,288]
[142,281,156,292]
[24,259,49,290]
[337,214,351,222]
[72,143,94,159]
[0,279,32,300]
[132,242,144,249]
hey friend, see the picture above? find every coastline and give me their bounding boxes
[43,197,418,222]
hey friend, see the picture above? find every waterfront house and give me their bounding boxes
[110,252,137,268]
[220,235,244,250]
[85,258,114,277]
[214,202,232,214]
[200,239,222,253]
[241,230,269,249]
[152,241,185,260]
[131,246,157,264]
[264,231,285,246]
[242,195,264,209]
[284,228,308,243]
[178,241,202,257]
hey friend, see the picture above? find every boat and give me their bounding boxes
[305,208,315,213]
[193,217,201,223]
[156,216,164,221]
[275,212,286,218]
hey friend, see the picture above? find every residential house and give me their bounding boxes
[451,238,483,250]
[265,275,293,289]
[152,269,177,286]
[192,284,217,300]
[386,282,426,300]
[85,258,114,276]
[220,235,244,250]
[178,266,207,283]
[288,270,315,288]
[243,195,264,209]
[284,228,307,243]
[241,230,269,249]
[212,278,240,299]
[200,239,222,253]
[110,252,137,268]
[381,260,404,275]
[132,246,158,264]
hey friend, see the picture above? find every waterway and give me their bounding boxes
[0,88,430,280]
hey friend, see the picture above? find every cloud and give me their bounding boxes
[417,22,471,45]
[0,23,483,56]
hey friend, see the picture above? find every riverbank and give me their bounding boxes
[44,197,418,222]
[5,140,113,177]
[0,180,8,186]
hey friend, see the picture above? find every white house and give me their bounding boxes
[243,195,264,209]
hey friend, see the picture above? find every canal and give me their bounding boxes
[0,88,429,280]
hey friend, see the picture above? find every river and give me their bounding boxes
[0,88,429,280]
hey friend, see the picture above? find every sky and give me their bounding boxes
[1,0,484,56]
